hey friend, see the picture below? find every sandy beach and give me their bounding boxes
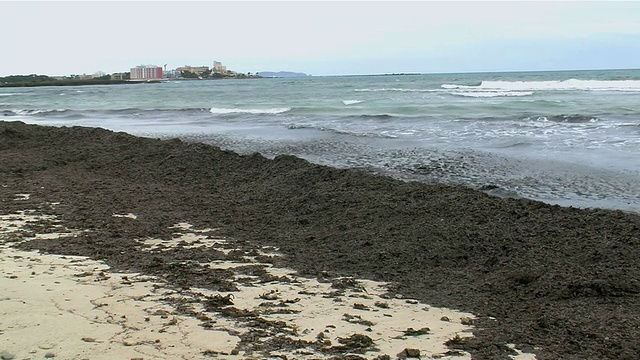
[1,121,639,359]
[2,211,513,360]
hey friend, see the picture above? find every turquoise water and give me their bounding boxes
[2,69,640,212]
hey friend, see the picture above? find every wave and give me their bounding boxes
[442,79,640,92]
[209,107,291,115]
[354,88,435,93]
[342,100,363,105]
[286,124,398,139]
[354,114,395,120]
[549,114,599,123]
[450,91,534,98]
[4,106,292,118]
[525,115,599,124]
[112,107,209,114]
[3,107,215,119]
[7,109,67,116]
[0,93,20,97]
[493,140,534,149]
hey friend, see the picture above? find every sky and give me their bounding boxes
[1,1,639,77]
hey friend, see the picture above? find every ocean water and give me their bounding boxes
[2,69,639,213]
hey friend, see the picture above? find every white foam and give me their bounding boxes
[451,91,534,98]
[10,109,65,116]
[342,100,363,105]
[442,79,640,92]
[354,88,435,93]
[0,93,19,96]
[209,107,291,114]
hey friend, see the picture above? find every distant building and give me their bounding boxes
[130,65,163,80]
[111,73,124,80]
[176,66,209,75]
[213,61,227,73]
[163,70,181,79]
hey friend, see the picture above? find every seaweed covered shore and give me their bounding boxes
[1,121,639,359]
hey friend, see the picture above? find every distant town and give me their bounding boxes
[0,61,309,87]
[123,61,259,81]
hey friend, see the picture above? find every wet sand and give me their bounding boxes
[1,121,639,359]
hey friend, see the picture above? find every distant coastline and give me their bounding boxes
[0,76,254,88]
[256,71,309,78]
[0,79,147,88]
[0,73,311,88]
[0,74,150,88]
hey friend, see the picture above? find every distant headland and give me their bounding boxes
[0,74,137,88]
[256,71,310,78]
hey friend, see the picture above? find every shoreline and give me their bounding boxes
[1,121,639,359]
[175,130,640,215]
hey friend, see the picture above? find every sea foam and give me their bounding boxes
[442,79,640,92]
[10,109,66,116]
[342,100,363,105]
[210,107,291,114]
[354,88,435,93]
[451,91,534,98]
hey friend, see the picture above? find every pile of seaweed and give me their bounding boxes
[1,121,639,359]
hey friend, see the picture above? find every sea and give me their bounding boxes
[2,69,639,213]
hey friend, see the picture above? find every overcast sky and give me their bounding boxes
[1,1,639,77]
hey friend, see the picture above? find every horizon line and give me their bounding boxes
[2,67,639,79]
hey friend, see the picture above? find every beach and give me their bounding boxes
[1,120,639,359]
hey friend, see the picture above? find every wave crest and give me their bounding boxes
[342,100,363,105]
[443,79,640,92]
[8,109,67,116]
[354,88,435,93]
[209,107,291,114]
[451,91,534,98]
[526,115,599,124]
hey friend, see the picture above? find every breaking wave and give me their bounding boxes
[6,109,67,116]
[442,79,640,92]
[286,124,398,139]
[450,91,534,98]
[209,107,291,114]
[342,100,363,105]
[532,115,600,123]
[354,88,435,93]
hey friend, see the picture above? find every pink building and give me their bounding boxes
[130,65,163,80]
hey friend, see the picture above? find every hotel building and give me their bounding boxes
[130,65,163,80]
[176,66,210,75]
